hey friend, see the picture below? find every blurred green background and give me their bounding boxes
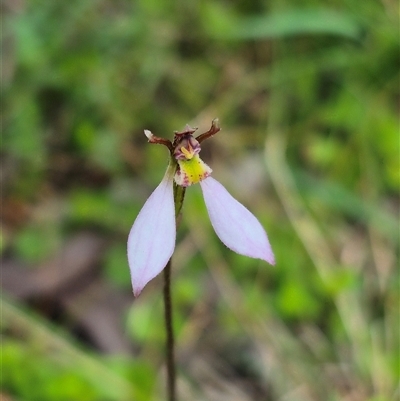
[1,0,399,400]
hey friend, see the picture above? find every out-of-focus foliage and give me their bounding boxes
[2,0,398,400]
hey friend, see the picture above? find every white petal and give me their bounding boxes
[128,172,176,296]
[200,177,275,265]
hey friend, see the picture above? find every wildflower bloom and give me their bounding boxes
[128,120,275,296]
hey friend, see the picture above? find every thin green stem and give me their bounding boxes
[163,258,175,401]
[173,182,186,220]
[163,179,186,401]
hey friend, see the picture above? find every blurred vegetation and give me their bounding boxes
[1,0,399,400]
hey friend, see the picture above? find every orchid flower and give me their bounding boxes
[128,120,275,296]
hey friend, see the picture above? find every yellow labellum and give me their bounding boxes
[175,155,212,187]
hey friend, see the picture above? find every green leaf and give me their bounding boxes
[217,9,363,41]
[295,171,399,240]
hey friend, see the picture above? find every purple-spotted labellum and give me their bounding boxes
[128,120,275,296]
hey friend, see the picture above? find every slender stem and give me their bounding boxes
[163,258,175,401]
[163,181,185,401]
[173,183,186,221]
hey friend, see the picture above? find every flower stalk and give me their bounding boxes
[163,258,175,401]
[163,179,186,401]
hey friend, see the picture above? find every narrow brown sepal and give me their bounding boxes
[195,118,221,143]
[144,130,173,152]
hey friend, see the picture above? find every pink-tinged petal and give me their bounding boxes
[128,171,176,296]
[200,177,275,265]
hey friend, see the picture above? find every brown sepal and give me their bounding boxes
[195,118,221,143]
